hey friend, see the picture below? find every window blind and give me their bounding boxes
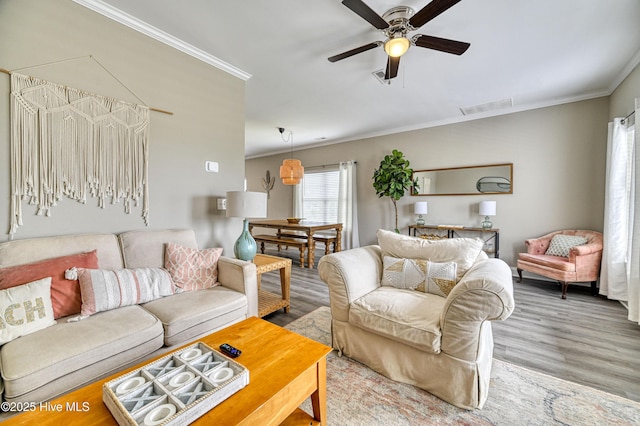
[302,170,339,222]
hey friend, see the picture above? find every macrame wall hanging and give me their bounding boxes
[7,56,156,235]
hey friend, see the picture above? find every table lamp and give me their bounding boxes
[226,191,267,261]
[479,201,496,229]
[414,202,428,226]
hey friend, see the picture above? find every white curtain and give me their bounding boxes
[338,161,360,250]
[293,161,360,250]
[601,98,639,324]
[601,118,632,300]
[629,98,640,324]
[293,178,303,218]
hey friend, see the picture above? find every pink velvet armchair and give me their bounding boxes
[516,230,603,299]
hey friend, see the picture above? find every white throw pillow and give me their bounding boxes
[0,277,56,345]
[381,256,427,290]
[377,229,484,281]
[416,261,458,297]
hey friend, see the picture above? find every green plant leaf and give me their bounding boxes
[372,150,415,232]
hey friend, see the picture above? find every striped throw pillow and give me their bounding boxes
[77,268,176,317]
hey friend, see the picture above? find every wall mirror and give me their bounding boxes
[411,163,513,196]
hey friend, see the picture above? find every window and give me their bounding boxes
[301,169,339,222]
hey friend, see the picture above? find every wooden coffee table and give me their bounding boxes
[3,317,331,425]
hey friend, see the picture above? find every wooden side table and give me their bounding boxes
[253,254,291,317]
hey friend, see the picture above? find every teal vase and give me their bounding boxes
[234,219,258,261]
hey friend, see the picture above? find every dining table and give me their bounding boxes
[248,219,343,268]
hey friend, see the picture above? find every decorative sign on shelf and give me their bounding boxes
[9,72,150,234]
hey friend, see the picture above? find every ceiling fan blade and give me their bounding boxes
[328,42,380,62]
[413,34,470,55]
[341,0,389,30]
[409,0,462,29]
[384,56,400,80]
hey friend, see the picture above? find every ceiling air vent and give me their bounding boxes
[372,69,390,85]
[459,98,513,116]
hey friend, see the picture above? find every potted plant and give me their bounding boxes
[372,149,419,233]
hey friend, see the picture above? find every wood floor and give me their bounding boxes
[258,247,640,402]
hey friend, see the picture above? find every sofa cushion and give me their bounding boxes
[518,253,576,272]
[76,268,176,317]
[141,286,248,346]
[164,243,223,291]
[0,250,99,319]
[119,229,198,269]
[0,305,163,401]
[545,234,588,257]
[0,278,56,345]
[377,229,484,281]
[350,287,444,354]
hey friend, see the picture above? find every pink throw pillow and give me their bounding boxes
[164,243,223,291]
[0,250,99,319]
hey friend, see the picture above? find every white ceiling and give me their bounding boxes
[81,0,640,158]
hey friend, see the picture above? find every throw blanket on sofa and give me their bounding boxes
[9,72,150,234]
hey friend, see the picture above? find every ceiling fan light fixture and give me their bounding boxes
[384,36,410,57]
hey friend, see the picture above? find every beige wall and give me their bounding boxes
[0,0,246,254]
[246,98,610,266]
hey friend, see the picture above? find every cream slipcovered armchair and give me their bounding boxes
[318,229,515,410]
[516,230,603,299]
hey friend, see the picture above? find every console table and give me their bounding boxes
[408,225,500,258]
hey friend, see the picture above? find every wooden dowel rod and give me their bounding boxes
[150,107,173,115]
[1,67,173,115]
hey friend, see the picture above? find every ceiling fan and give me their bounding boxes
[328,0,470,80]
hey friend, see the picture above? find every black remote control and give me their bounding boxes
[219,343,241,358]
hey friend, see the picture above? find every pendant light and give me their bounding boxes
[278,127,304,185]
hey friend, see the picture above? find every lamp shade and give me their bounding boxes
[479,201,497,216]
[280,159,304,185]
[226,191,267,219]
[414,202,428,215]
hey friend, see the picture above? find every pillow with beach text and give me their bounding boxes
[0,277,56,345]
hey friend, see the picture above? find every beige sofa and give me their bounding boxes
[0,229,257,404]
[318,230,515,409]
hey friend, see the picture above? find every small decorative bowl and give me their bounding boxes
[287,218,303,224]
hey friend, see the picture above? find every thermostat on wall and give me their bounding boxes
[205,161,219,173]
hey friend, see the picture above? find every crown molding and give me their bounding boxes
[608,48,640,93]
[245,90,612,159]
[73,0,251,81]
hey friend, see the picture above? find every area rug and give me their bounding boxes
[285,307,640,425]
